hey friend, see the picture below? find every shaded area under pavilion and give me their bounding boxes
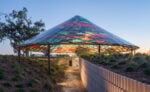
[18,15,139,74]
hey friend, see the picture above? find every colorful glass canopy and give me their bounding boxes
[20,15,139,52]
[25,45,131,53]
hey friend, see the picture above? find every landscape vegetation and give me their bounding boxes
[0,55,67,92]
[78,47,150,84]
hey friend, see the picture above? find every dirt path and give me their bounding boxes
[57,66,86,92]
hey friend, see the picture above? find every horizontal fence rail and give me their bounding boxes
[79,58,150,92]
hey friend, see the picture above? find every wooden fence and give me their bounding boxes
[79,58,150,92]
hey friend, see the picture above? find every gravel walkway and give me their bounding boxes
[57,66,86,92]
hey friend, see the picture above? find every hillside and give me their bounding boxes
[0,55,67,92]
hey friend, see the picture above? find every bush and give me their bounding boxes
[133,54,147,64]
[101,60,110,65]
[26,82,33,87]
[16,88,25,92]
[12,76,19,81]
[109,58,117,62]
[0,70,4,80]
[138,62,149,68]
[111,64,120,69]
[125,66,135,72]
[0,88,4,92]
[2,82,12,87]
[15,84,24,88]
[31,78,41,84]
[44,81,52,90]
[118,60,126,65]
[13,70,20,75]
[30,89,40,92]
[144,68,150,76]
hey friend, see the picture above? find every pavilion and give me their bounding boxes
[18,15,139,74]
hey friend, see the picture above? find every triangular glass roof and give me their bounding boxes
[21,15,138,50]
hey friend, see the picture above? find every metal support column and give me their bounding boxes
[47,44,51,75]
[98,44,101,60]
[133,50,136,56]
[131,48,134,56]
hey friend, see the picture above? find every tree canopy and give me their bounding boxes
[0,7,45,52]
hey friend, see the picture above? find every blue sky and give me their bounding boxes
[0,0,150,54]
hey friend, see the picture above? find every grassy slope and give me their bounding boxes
[0,55,67,92]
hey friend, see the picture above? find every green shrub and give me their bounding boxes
[2,82,12,87]
[31,78,40,84]
[139,62,148,68]
[129,61,138,68]
[44,81,52,90]
[13,70,20,74]
[12,76,19,81]
[118,60,126,65]
[15,84,24,88]
[17,74,25,80]
[16,88,25,92]
[0,88,4,92]
[28,62,32,64]
[144,68,150,76]
[133,54,147,64]
[109,58,117,62]
[111,64,120,69]
[30,89,40,92]
[102,60,110,65]
[26,82,33,87]
[125,66,135,72]
[0,71,4,80]
[1,56,9,62]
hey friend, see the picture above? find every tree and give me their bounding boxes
[0,22,6,42]
[0,7,45,53]
[0,13,7,42]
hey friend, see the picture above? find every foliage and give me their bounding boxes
[0,69,4,80]
[26,82,33,87]
[111,64,120,69]
[30,89,40,92]
[81,52,150,77]
[0,7,45,52]
[12,76,19,81]
[102,48,118,56]
[144,68,150,76]
[16,88,26,92]
[15,84,24,88]
[44,81,52,90]
[125,66,135,72]
[0,22,6,42]
[75,46,91,57]
[118,60,126,65]
[2,82,12,87]
[0,88,4,92]
[0,55,56,91]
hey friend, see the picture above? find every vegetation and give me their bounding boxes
[0,55,67,92]
[78,48,150,84]
[0,7,45,53]
[0,88,4,92]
